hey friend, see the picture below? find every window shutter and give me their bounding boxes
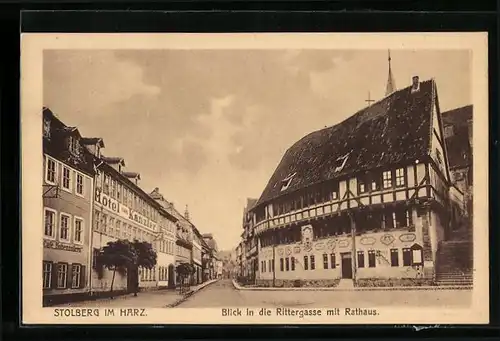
[66,263,73,289]
[51,262,59,289]
[80,265,86,288]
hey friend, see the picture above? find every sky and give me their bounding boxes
[43,49,471,250]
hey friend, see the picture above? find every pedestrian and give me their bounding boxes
[134,278,139,297]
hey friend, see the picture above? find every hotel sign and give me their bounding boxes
[95,188,157,231]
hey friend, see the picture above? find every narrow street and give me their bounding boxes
[175,279,473,308]
[55,279,473,308]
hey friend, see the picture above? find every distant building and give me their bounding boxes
[241,198,258,282]
[441,105,473,220]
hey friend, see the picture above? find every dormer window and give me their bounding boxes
[43,118,51,139]
[68,136,80,155]
[280,172,297,192]
[334,153,350,172]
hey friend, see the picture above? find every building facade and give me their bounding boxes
[442,105,473,222]
[192,227,204,285]
[241,199,258,283]
[42,108,96,306]
[89,152,169,293]
[250,77,466,288]
[202,233,219,280]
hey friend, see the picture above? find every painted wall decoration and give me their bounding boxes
[285,247,292,256]
[293,246,301,254]
[399,233,417,243]
[380,234,395,245]
[338,239,350,248]
[315,242,325,251]
[326,239,336,250]
[360,236,376,246]
[278,248,284,256]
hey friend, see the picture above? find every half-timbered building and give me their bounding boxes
[251,77,466,287]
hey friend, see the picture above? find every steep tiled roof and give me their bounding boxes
[442,105,473,169]
[254,79,436,208]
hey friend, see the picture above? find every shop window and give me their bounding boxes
[57,263,68,289]
[71,264,82,288]
[285,258,290,271]
[310,255,315,270]
[43,261,52,289]
[304,256,309,270]
[323,254,329,269]
[402,248,412,266]
[330,253,336,269]
[357,251,365,268]
[390,249,399,267]
[411,244,424,266]
[368,250,376,268]
[395,168,405,187]
[279,258,284,271]
[383,170,392,189]
[291,257,295,271]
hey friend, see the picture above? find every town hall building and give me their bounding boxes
[250,58,468,288]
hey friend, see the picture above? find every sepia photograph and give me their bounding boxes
[21,33,489,324]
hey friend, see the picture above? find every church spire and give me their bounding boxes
[184,205,190,221]
[385,50,396,96]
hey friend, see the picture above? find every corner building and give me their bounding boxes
[42,108,95,306]
[251,78,466,287]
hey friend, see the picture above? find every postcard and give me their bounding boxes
[21,32,489,324]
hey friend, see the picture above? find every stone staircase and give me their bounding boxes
[435,239,473,287]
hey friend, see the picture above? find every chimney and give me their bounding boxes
[411,76,420,93]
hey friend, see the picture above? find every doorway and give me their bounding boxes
[168,264,175,289]
[341,252,353,279]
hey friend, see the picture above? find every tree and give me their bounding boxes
[130,239,158,296]
[97,239,136,297]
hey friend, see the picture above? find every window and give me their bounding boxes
[436,149,443,165]
[103,175,110,194]
[390,249,399,267]
[101,214,108,234]
[44,209,56,238]
[71,264,82,288]
[46,158,56,183]
[60,214,71,241]
[412,248,423,264]
[111,180,117,198]
[383,171,392,189]
[359,181,366,194]
[261,261,265,273]
[116,220,121,238]
[94,211,100,231]
[43,261,52,289]
[395,168,405,187]
[285,258,290,271]
[323,254,329,269]
[368,250,376,268]
[62,167,71,191]
[357,251,365,268]
[268,259,273,272]
[330,253,336,269]
[291,257,295,271]
[109,217,115,236]
[402,248,412,266]
[57,263,68,288]
[310,255,315,270]
[68,136,80,155]
[371,178,381,191]
[304,256,309,270]
[74,218,83,243]
[76,174,84,196]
